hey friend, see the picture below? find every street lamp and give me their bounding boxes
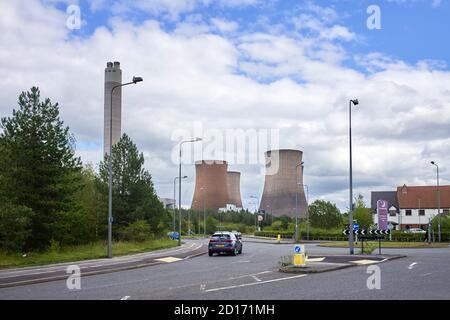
[295,162,304,243]
[348,98,359,255]
[178,138,202,246]
[200,187,207,238]
[431,161,441,242]
[250,195,259,231]
[107,76,143,259]
[173,176,187,233]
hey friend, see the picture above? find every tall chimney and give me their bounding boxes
[104,61,122,155]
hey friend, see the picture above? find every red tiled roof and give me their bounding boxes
[397,185,450,209]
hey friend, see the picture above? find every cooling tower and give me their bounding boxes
[227,171,243,208]
[259,149,307,218]
[104,61,122,155]
[191,160,230,212]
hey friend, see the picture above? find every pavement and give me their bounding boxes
[0,240,206,288]
[0,241,449,300]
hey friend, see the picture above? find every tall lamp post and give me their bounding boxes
[178,138,202,246]
[108,76,143,259]
[200,187,207,238]
[348,98,359,255]
[295,162,304,243]
[173,176,187,233]
[250,195,259,231]
[431,161,441,242]
[298,183,309,240]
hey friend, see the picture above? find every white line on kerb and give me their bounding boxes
[251,275,261,282]
[204,274,307,293]
[120,296,130,300]
[408,262,418,270]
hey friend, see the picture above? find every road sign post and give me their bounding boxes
[293,245,306,267]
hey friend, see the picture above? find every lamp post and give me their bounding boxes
[431,161,441,242]
[107,76,143,259]
[295,162,304,243]
[250,195,259,231]
[348,98,359,255]
[200,187,207,238]
[173,176,187,233]
[298,183,309,240]
[178,138,202,246]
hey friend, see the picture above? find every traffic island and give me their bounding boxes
[278,254,406,274]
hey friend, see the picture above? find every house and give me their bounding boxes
[371,185,450,231]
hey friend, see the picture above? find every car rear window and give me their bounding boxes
[212,234,231,240]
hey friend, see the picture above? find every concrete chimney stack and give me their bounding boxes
[104,61,122,155]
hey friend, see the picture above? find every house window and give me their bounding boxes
[419,209,425,216]
[405,209,412,216]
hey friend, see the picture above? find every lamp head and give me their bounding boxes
[431,161,435,165]
[351,99,359,106]
[132,76,143,84]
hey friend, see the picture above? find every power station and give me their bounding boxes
[104,61,122,155]
[227,171,243,208]
[259,149,307,218]
[191,160,230,212]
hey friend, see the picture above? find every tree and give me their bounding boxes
[97,134,167,238]
[308,200,342,229]
[352,194,373,229]
[0,203,33,252]
[0,87,82,250]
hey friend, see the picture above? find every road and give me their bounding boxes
[0,239,449,300]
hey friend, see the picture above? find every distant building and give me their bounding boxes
[371,185,450,230]
[160,198,175,209]
[218,204,243,213]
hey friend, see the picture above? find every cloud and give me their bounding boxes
[0,0,449,212]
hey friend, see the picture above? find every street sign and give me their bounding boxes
[343,229,366,235]
[369,229,391,235]
[294,245,305,254]
[377,199,389,230]
[388,223,394,230]
[258,215,263,222]
[353,223,359,231]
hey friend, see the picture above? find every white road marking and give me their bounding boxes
[200,284,206,291]
[408,262,418,269]
[231,260,251,264]
[251,275,262,282]
[306,257,325,262]
[351,259,380,265]
[229,270,272,280]
[421,273,432,277]
[204,274,307,293]
[155,257,183,263]
[120,296,130,300]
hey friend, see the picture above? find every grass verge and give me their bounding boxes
[0,238,178,269]
[319,241,448,249]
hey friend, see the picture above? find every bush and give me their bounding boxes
[0,203,33,252]
[119,220,151,242]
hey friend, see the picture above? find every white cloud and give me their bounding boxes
[1,0,449,212]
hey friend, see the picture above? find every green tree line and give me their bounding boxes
[0,87,171,252]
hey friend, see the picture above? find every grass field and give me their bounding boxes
[0,238,178,269]
[319,241,448,249]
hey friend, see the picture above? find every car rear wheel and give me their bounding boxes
[208,251,213,257]
[238,247,242,254]
[232,247,238,256]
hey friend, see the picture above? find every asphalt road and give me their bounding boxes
[0,239,449,300]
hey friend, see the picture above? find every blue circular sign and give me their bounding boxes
[294,246,301,253]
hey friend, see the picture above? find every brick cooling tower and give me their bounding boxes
[227,171,243,208]
[191,160,229,212]
[259,149,307,218]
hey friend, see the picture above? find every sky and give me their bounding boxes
[0,0,449,212]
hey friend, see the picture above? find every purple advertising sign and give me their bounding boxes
[377,199,388,230]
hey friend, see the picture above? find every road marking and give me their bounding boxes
[251,276,261,282]
[204,274,307,293]
[421,273,432,277]
[155,257,183,263]
[408,262,418,270]
[229,270,272,280]
[306,257,325,262]
[120,296,130,300]
[350,259,380,265]
[200,284,206,291]
[231,260,251,264]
